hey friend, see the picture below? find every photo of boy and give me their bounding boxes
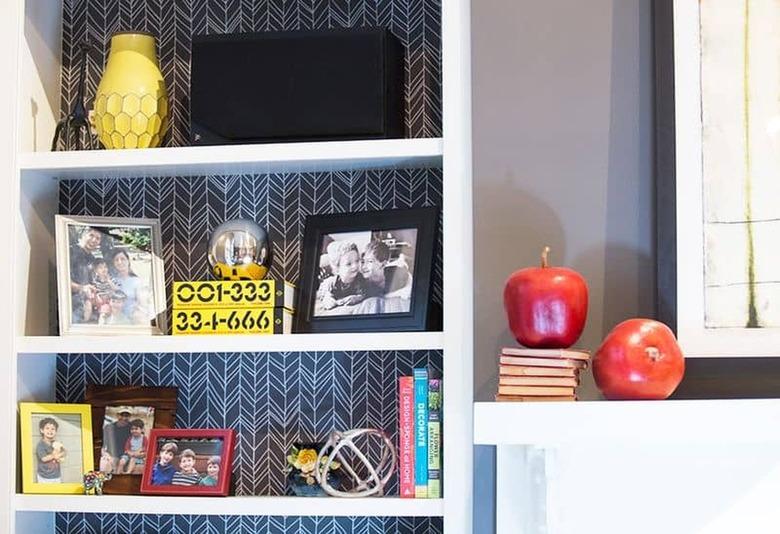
[198,456,221,486]
[361,239,413,312]
[151,441,177,485]
[117,419,148,474]
[35,417,65,484]
[171,449,201,486]
[101,405,155,475]
[99,290,130,325]
[314,240,371,315]
[83,258,119,322]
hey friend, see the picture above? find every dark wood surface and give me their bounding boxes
[84,385,177,495]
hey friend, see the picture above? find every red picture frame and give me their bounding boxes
[140,428,235,496]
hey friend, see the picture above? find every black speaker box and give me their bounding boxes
[190,28,405,145]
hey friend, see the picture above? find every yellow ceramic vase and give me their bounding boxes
[93,32,169,149]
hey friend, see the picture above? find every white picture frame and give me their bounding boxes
[659,0,780,357]
[55,215,167,336]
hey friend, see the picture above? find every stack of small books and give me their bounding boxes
[496,347,590,401]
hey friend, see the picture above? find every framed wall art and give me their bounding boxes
[55,215,167,336]
[140,428,236,496]
[84,385,178,494]
[19,402,94,494]
[294,207,439,333]
[656,0,780,357]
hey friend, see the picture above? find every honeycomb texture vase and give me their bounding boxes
[93,32,169,149]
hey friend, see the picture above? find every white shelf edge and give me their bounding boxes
[16,332,445,354]
[18,138,444,180]
[474,398,780,446]
[14,494,443,517]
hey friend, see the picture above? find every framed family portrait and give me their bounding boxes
[140,429,236,496]
[19,402,93,494]
[656,0,780,357]
[85,385,178,494]
[55,215,167,336]
[294,207,439,333]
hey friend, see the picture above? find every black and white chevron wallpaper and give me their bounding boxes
[56,351,443,497]
[56,514,444,533]
[61,0,442,145]
[59,169,444,321]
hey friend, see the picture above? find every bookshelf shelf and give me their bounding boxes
[14,494,444,517]
[18,138,444,181]
[474,399,780,446]
[16,332,445,355]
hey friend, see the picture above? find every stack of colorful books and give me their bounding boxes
[398,368,442,498]
[496,347,590,401]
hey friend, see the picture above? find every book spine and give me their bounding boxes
[413,368,429,498]
[398,376,415,498]
[427,378,442,499]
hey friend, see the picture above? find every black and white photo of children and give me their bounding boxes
[313,228,417,317]
[65,222,158,328]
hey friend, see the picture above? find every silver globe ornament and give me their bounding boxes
[208,219,271,280]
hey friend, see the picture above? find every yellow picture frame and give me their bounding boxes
[19,402,94,494]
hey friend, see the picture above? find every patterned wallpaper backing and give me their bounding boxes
[56,351,442,497]
[59,169,444,326]
[61,0,442,146]
[56,514,443,534]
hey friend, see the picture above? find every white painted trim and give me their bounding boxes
[14,494,444,517]
[475,399,780,446]
[441,0,474,532]
[16,332,445,354]
[19,138,444,180]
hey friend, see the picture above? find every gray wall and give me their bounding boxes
[472,0,654,529]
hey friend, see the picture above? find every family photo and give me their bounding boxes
[149,438,224,487]
[100,406,155,475]
[56,216,166,335]
[313,228,418,317]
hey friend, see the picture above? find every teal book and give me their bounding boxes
[413,367,429,498]
[427,378,442,498]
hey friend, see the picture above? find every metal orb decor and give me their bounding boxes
[315,428,397,498]
[208,219,271,280]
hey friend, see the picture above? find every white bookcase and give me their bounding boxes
[0,1,473,532]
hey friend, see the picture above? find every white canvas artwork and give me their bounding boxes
[700,0,780,328]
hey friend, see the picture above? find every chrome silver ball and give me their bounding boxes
[208,219,271,280]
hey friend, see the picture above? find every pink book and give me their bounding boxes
[399,376,415,498]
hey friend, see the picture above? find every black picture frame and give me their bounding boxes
[294,207,439,333]
[653,0,678,332]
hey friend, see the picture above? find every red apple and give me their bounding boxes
[503,247,588,348]
[593,318,685,400]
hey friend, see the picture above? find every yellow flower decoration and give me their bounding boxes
[296,448,318,469]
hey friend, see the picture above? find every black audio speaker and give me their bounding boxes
[190,28,405,145]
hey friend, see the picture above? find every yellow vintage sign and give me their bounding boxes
[172,280,295,310]
[172,307,292,335]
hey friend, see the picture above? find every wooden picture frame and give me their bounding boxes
[19,402,94,494]
[294,206,439,333]
[84,385,177,495]
[655,0,780,357]
[140,428,236,496]
[55,215,167,336]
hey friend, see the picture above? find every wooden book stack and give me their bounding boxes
[496,347,590,402]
